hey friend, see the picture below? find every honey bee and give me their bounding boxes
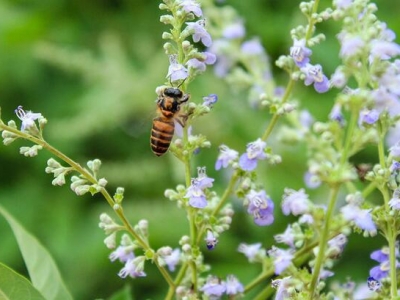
[150,87,190,156]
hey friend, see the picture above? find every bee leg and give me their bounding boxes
[176,114,188,127]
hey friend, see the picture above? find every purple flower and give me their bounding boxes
[330,68,347,88]
[215,145,238,170]
[186,20,212,47]
[225,275,244,295]
[205,230,218,250]
[290,39,312,68]
[187,52,216,72]
[178,0,202,17]
[239,138,267,171]
[281,188,311,216]
[333,0,353,9]
[241,38,265,55]
[389,189,400,210]
[272,276,292,300]
[164,248,181,272]
[359,109,380,125]
[367,276,381,292]
[15,105,42,131]
[268,246,294,275]
[185,167,214,208]
[200,276,226,298]
[222,21,245,39]
[327,234,347,258]
[274,225,295,248]
[301,64,330,93]
[341,202,376,234]
[329,103,344,124]
[237,243,263,262]
[338,35,365,58]
[246,189,274,226]
[166,55,188,82]
[369,248,392,280]
[370,40,400,61]
[389,141,400,158]
[390,161,400,172]
[109,245,135,263]
[203,94,218,107]
[118,257,146,278]
[186,180,207,208]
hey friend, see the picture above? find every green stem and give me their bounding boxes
[261,78,295,141]
[308,184,340,298]
[305,0,320,41]
[0,122,176,289]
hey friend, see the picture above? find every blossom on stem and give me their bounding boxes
[237,242,264,262]
[185,167,214,208]
[14,106,42,131]
[246,189,274,226]
[109,245,135,263]
[222,21,245,39]
[274,225,296,248]
[367,276,381,292]
[118,256,146,279]
[215,145,238,170]
[281,188,311,216]
[166,54,188,82]
[205,230,218,250]
[272,276,292,300]
[268,246,294,275]
[186,19,212,47]
[389,189,400,210]
[200,275,226,298]
[368,246,399,280]
[341,203,376,235]
[290,39,312,68]
[203,93,218,107]
[301,64,330,93]
[178,0,202,17]
[163,248,181,272]
[187,52,216,72]
[359,109,380,125]
[239,138,267,171]
[225,275,244,295]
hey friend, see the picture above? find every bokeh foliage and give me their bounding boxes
[0,0,399,299]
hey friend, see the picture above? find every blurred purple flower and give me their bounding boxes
[222,21,245,39]
[367,276,381,292]
[274,225,295,248]
[109,245,135,263]
[241,38,265,55]
[370,40,400,61]
[215,145,238,170]
[338,35,365,58]
[359,109,380,125]
[341,203,376,234]
[118,258,146,279]
[281,188,311,216]
[203,94,218,107]
[179,0,202,17]
[268,246,294,275]
[187,52,216,72]
[237,242,263,262]
[200,276,226,298]
[225,275,244,296]
[164,248,181,272]
[389,189,400,210]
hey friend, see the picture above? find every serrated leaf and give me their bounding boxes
[0,205,73,300]
[0,262,45,300]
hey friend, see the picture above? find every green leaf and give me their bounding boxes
[0,205,73,300]
[0,262,46,300]
[107,285,134,300]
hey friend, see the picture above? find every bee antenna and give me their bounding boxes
[176,78,187,89]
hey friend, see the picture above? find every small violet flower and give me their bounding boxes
[301,64,330,93]
[163,248,181,272]
[187,52,216,72]
[274,225,296,248]
[246,189,274,226]
[281,188,311,216]
[268,246,294,275]
[389,141,400,158]
[367,276,381,292]
[239,138,267,171]
[15,105,42,131]
[178,0,202,17]
[369,246,400,281]
[272,276,292,300]
[200,276,226,298]
[185,167,214,208]
[186,20,212,47]
[225,275,244,295]
[341,203,376,235]
[203,94,218,107]
[389,189,400,210]
[237,242,263,262]
[109,245,135,263]
[205,230,218,250]
[222,21,246,39]
[359,109,380,125]
[241,38,265,56]
[118,257,146,279]
[215,145,238,170]
[290,39,312,68]
[166,54,188,82]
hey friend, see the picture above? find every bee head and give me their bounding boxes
[163,87,183,98]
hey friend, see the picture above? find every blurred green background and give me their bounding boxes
[0,0,399,299]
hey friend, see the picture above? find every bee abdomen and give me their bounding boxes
[151,117,175,156]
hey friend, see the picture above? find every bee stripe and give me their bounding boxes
[151,118,175,156]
